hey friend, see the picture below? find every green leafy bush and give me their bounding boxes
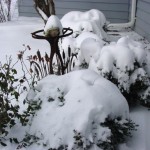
[0,57,22,146]
[0,56,41,146]
[99,117,138,150]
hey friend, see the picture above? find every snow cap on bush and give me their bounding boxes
[87,36,146,73]
[117,36,146,65]
[75,31,103,49]
[44,15,63,37]
[61,9,108,39]
[96,36,147,90]
[28,69,129,149]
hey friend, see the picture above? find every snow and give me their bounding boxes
[98,36,146,72]
[117,36,146,65]
[126,106,150,150]
[44,15,63,37]
[27,69,129,149]
[61,9,108,40]
[75,31,104,49]
[0,8,150,150]
[60,36,76,52]
[130,68,149,85]
[0,17,49,64]
[100,41,135,72]
[77,36,149,92]
[80,38,103,64]
[59,31,105,65]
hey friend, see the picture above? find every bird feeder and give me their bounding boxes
[31,16,73,75]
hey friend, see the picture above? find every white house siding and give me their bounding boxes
[134,0,150,41]
[18,0,129,23]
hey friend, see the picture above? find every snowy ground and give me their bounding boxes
[0,17,48,61]
[0,17,150,150]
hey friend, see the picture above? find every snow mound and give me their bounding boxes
[117,36,146,65]
[61,9,107,39]
[44,15,63,37]
[75,31,103,49]
[79,38,104,64]
[28,69,129,149]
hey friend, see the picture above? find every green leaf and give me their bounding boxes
[10,138,13,143]
[13,138,19,144]
[23,99,26,105]
[0,142,7,146]
[14,79,18,82]
[12,69,17,74]
[14,91,20,99]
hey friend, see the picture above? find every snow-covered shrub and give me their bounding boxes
[99,37,150,105]
[0,58,20,146]
[99,117,138,150]
[61,9,108,40]
[60,9,150,106]
[59,32,105,71]
[78,36,150,105]
[58,9,108,73]
[23,69,132,150]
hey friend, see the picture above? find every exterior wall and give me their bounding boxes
[18,0,129,23]
[18,0,38,17]
[18,0,150,41]
[134,0,150,41]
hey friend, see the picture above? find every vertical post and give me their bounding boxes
[48,37,64,75]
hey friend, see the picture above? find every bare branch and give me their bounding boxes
[35,6,48,24]
[34,0,56,24]
[48,0,55,15]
